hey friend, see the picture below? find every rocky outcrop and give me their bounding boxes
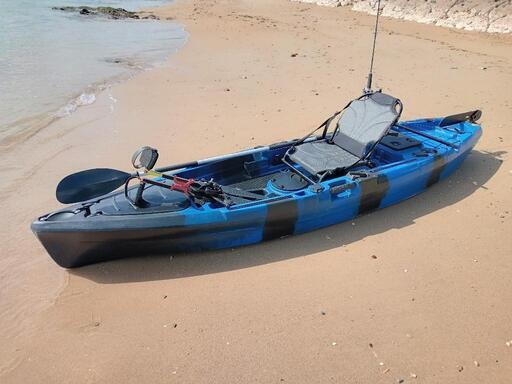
[52,6,160,20]
[292,0,512,34]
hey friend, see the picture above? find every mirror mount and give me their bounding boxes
[127,146,159,208]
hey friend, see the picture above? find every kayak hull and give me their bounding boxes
[32,119,482,268]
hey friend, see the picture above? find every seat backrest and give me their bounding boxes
[332,92,402,158]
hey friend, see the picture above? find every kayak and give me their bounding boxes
[31,103,482,268]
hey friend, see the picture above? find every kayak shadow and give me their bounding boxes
[72,149,504,284]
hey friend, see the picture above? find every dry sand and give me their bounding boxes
[1,0,511,382]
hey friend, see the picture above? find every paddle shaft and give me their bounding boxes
[154,136,321,175]
[155,146,268,174]
[396,124,458,149]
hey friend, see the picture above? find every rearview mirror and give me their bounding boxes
[132,146,159,170]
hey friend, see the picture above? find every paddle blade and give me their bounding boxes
[439,110,482,127]
[56,168,131,204]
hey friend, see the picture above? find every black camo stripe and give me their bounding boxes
[426,154,446,187]
[262,199,298,240]
[358,174,390,215]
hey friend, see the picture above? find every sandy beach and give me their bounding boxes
[1,0,511,382]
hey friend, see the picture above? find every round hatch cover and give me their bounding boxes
[271,171,308,191]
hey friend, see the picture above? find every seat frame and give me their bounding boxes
[282,92,403,186]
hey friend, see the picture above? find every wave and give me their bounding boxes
[55,92,97,117]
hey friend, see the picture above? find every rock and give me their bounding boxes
[371,255,377,259]
[291,53,298,57]
[293,1,512,34]
[52,6,143,20]
[457,365,464,372]
[410,373,417,378]
[142,14,159,20]
[474,360,480,367]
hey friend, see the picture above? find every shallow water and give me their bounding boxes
[0,0,187,145]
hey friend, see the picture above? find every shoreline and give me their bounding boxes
[0,3,187,152]
[1,0,511,382]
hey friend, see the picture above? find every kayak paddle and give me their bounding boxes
[55,143,302,205]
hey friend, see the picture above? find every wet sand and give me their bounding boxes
[1,0,511,382]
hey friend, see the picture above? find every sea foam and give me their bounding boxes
[56,92,97,117]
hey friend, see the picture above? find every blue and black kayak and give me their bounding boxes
[31,108,482,268]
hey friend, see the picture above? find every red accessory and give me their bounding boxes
[169,177,195,194]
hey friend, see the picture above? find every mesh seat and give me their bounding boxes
[289,141,359,175]
[286,92,402,179]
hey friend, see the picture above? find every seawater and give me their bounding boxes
[0,0,187,145]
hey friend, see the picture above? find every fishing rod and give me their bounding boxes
[365,0,382,93]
